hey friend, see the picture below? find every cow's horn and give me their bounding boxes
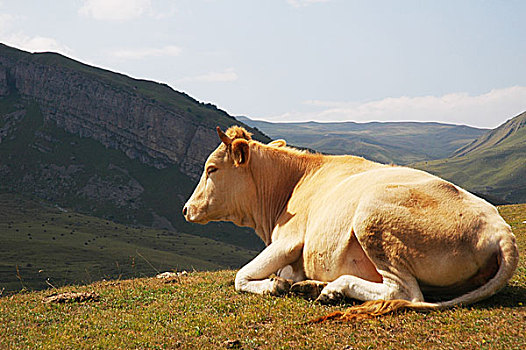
[216,126,232,146]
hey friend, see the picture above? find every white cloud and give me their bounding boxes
[79,0,152,21]
[287,0,331,8]
[109,45,182,60]
[1,32,73,56]
[265,87,526,128]
[0,8,72,56]
[0,10,72,56]
[177,68,239,83]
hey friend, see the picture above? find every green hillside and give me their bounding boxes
[1,204,524,349]
[239,117,485,165]
[414,112,526,204]
[0,94,264,250]
[454,111,526,157]
[0,193,259,293]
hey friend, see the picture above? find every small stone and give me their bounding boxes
[156,271,188,283]
[43,291,99,304]
[223,339,241,348]
[156,271,177,279]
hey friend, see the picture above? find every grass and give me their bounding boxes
[1,204,524,349]
[0,193,259,293]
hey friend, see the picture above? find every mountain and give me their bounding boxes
[413,112,526,204]
[239,114,526,204]
[238,116,486,165]
[453,111,526,157]
[0,43,270,179]
[0,43,269,251]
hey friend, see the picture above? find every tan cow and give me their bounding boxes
[182,126,519,317]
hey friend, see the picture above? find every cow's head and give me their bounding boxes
[182,126,256,226]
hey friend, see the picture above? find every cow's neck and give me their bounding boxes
[246,145,318,245]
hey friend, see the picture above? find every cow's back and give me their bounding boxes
[296,163,506,287]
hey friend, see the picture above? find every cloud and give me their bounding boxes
[109,45,182,60]
[287,0,331,8]
[79,0,152,21]
[0,10,72,56]
[177,68,239,83]
[265,87,526,128]
[1,32,73,56]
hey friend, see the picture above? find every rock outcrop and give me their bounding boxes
[0,66,8,96]
[0,44,268,179]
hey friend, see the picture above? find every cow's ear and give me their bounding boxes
[231,139,250,166]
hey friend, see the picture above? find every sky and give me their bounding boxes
[0,0,525,128]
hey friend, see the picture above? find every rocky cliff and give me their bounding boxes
[0,66,8,96]
[0,44,269,180]
[0,43,267,250]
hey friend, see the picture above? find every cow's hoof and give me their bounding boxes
[316,291,345,305]
[291,281,328,299]
[269,276,292,296]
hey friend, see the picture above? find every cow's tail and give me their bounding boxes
[310,233,519,323]
[309,299,439,323]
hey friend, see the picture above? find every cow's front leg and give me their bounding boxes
[235,240,303,296]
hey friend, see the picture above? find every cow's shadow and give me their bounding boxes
[418,284,526,309]
[336,284,526,309]
[468,284,526,309]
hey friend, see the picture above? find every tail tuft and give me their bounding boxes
[309,299,437,323]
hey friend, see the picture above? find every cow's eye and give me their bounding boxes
[206,166,218,176]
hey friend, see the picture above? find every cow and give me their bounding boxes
[182,126,519,318]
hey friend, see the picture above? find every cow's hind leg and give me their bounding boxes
[291,280,328,299]
[316,273,424,305]
[277,257,307,284]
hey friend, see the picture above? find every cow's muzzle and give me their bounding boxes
[182,203,208,224]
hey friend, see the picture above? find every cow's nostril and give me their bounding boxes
[182,206,188,216]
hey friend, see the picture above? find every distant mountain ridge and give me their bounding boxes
[453,112,526,157]
[238,116,486,165]
[239,114,526,204]
[414,111,526,204]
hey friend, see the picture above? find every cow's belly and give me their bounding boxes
[302,229,382,283]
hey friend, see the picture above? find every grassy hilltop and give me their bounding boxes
[1,204,524,349]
